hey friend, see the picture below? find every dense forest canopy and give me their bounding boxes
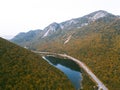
[0,37,74,90]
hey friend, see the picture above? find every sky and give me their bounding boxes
[0,0,120,39]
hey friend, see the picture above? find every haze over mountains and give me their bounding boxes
[11,10,120,90]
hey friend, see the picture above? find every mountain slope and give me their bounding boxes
[0,37,74,90]
[11,29,42,46]
[37,18,120,90]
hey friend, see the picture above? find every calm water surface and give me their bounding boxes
[43,56,82,90]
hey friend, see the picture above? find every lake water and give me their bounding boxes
[43,56,82,90]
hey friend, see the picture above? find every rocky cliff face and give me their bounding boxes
[42,22,61,38]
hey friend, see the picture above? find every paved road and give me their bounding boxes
[34,51,108,90]
[59,54,108,90]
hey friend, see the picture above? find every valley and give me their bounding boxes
[9,10,120,90]
[36,51,108,90]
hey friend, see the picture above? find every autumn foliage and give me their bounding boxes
[0,38,74,90]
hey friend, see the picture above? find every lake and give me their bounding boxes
[43,56,82,90]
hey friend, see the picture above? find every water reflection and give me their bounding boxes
[44,56,82,90]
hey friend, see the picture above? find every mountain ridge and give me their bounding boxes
[11,10,117,46]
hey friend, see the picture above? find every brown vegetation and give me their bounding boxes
[37,19,120,90]
[0,38,74,90]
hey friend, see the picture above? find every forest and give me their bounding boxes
[0,37,74,90]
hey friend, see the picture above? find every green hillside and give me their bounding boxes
[0,37,74,90]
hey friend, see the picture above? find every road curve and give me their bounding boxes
[59,54,108,90]
[34,51,108,90]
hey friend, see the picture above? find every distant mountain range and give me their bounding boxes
[11,10,119,47]
[11,10,120,89]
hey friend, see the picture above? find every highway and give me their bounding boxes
[34,51,108,90]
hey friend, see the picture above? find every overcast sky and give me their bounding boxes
[0,0,120,39]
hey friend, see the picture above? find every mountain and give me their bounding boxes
[60,10,112,30]
[11,10,119,52]
[42,22,62,38]
[41,10,116,38]
[10,10,120,90]
[11,10,117,46]
[11,29,42,46]
[0,37,74,89]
